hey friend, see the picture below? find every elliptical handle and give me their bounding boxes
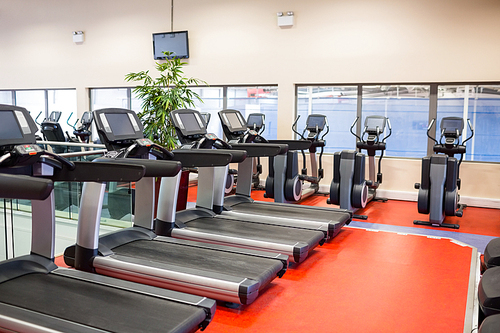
[426,118,438,144]
[66,112,78,131]
[292,115,305,140]
[462,118,474,145]
[320,118,330,141]
[34,111,43,125]
[350,117,361,141]
[382,118,392,143]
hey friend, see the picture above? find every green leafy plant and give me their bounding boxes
[125,51,206,150]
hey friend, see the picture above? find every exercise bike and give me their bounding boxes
[413,117,473,229]
[328,115,391,219]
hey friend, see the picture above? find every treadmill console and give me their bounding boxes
[93,108,145,150]
[170,109,207,145]
[0,105,39,150]
[219,109,253,142]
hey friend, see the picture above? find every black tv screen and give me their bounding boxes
[153,31,189,60]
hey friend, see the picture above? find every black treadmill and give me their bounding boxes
[160,109,327,263]
[64,107,288,305]
[0,104,215,332]
[93,108,324,264]
[214,109,351,240]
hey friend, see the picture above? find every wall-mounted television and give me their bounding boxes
[152,31,189,60]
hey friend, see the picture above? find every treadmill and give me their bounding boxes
[170,109,351,241]
[64,107,288,305]
[163,109,328,263]
[92,108,324,264]
[216,109,351,240]
[0,104,215,332]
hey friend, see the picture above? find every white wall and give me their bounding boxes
[1,0,500,205]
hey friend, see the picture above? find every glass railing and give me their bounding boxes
[0,142,134,261]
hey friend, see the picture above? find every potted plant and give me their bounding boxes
[125,51,206,210]
[125,51,206,150]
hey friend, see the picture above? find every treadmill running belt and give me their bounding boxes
[113,240,282,286]
[231,202,351,225]
[0,273,206,333]
[184,218,324,248]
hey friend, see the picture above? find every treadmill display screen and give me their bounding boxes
[224,112,246,131]
[179,112,204,132]
[0,111,23,140]
[105,113,136,137]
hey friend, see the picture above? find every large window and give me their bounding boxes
[297,86,358,153]
[90,85,279,142]
[0,89,77,139]
[437,85,500,162]
[91,88,129,110]
[0,91,13,105]
[227,86,278,140]
[190,87,224,139]
[362,85,430,158]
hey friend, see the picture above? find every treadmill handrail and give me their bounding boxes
[267,139,311,151]
[171,150,233,167]
[230,143,287,158]
[94,158,182,178]
[46,161,146,183]
[0,174,53,200]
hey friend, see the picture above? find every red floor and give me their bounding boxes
[183,188,486,332]
[55,187,496,332]
[205,229,473,333]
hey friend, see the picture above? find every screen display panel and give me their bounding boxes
[153,31,189,60]
[0,111,23,140]
[178,112,204,133]
[105,113,136,137]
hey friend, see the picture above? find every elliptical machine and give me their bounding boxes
[264,114,328,202]
[292,114,329,198]
[413,117,474,229]
[247,113,266,189]
[67,111,93,143]
[328,115,391,219]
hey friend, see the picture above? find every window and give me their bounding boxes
[91,88,129,111]
[190,87,224,139]
[0,91,13,105]
[93,86,279,141]
[48,89,78,138]
[362,85,430,158]
[227,86,278,140]
[437,85,500,162]
[15,90,46,124]
[297,86,358,153]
